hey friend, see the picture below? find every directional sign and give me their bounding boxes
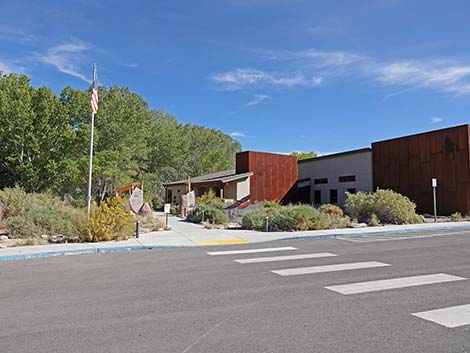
[129,187,144,214]
[164,203,171,214]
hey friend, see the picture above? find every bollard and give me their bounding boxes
[265,216,269,232]
[202,210,205,223]
[135,220,140,238]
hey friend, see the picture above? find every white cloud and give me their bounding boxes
[0,60,19,74]
[246,94,271,106]
[229,131,247,138]
[37,42,91,82]
[372,61,470,96]
[211,68,322,90]
[431,116,443,124]
[212,48,470,96]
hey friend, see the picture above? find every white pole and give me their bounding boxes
[86,111,95,222]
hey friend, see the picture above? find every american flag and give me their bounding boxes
[90,64,99,114]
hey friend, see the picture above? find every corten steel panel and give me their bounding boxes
[372,125,470,215]
[236,151,298,203]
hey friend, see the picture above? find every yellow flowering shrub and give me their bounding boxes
[82,196,135,242]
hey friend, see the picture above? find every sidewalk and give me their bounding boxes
[2,215,470,261]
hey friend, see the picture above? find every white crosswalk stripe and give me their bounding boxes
[207,246,297,256]
[325,273,466,295]
[234,253,337,264]
[412,304,470,328]
[271,261,390,276]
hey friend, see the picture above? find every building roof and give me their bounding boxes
[297,148,372,163]
[163,169,252,187]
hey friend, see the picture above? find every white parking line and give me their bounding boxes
[207,246,297,256]
[337,230,470,243]
[271,261,390,276]
[234,253,337,264]
[325,273,466,295]
[413,304,470,328]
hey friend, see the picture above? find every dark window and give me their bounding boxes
[347,188,357,194]
[339,175,356,183]
[330,189,338,204]
[299,185,311,204]
[314,178,328,184]
[314,190,321,204]
[167,190,173,203]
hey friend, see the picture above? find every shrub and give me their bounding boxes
[196,190,224,208]
[450,212,463,222]
[345,189,422,224]
[271,205,318,231]
[0,187,83,239]
[368,213,380,226]
[170,204,180,215]
[187,204,227,224]
[241,209,267,230]
[150,195,164,211]
[241,204,350,231]
[82,196,135,242]
[319,204,343,217]
[261,200,281,209]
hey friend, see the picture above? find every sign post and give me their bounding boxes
[164,203,171,230]
[432,178,437,223]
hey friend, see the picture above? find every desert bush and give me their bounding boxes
[241,204,350,231]
[82,196,135,242]
[345,189,422,224]
[450,212,463,222]
[241,209,268,230]
[319,204,343,217]
[187,204,227,224]
[261,200,281,209]
[170,204,180,215]
[271,205,318,231]
[196,190,225,209]
[368,213,380,226]
[0,187,83,239]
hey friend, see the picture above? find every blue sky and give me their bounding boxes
[2,0,470,154]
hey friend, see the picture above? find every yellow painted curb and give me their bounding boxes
[195,239,248,246]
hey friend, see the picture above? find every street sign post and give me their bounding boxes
[432,178,437,223]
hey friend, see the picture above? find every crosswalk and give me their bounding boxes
[205,245,469,329]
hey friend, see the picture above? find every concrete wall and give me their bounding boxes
[165,184,186,204]
[298,149,373,206]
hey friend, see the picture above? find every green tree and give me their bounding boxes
[290,151,317,160]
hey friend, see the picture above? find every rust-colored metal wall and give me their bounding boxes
[372,125,470,215]
[236,151,298,203]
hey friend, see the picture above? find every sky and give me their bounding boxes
[2,0,470,155]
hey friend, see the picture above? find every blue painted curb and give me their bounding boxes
[1,223,470,261]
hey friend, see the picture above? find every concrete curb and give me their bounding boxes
[1,223,470,261]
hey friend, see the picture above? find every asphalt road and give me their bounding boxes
[2,229,470,353]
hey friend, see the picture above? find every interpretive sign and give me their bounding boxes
[187,191,196,210]
[129,187,144,214]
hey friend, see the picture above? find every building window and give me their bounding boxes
[339,175,356,183]
[330,189,338,204]
[314,178,328,184]
[314,190,321,204]
[347,188,356,194]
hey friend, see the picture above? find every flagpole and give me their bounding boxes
[86,110,95,222]
[86,64,97,223]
